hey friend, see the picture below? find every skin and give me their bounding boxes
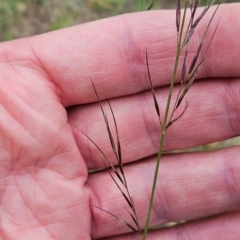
[0,3,239,240]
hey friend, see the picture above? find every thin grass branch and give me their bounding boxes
[84,82,142,234]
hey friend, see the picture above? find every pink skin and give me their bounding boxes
[0,3,239,240]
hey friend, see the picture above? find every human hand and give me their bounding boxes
[0,3,239,240]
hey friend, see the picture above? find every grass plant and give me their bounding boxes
[143,1,220,238]
[141,0,155,10]
[85,0,220,239]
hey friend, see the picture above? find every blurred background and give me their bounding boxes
[0,0,239,41]
[0,0,239,151]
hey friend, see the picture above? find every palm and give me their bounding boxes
[0,60,91,239]
[0,4,240,240]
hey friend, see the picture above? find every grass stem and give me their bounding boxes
[142,3,188,238]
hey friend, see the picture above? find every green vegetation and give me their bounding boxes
[91,0,126,13]
[0,0,238,41]
[0,0,134,41]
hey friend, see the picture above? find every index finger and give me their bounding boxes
[8,4,240,106]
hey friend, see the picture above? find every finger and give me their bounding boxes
[68,78,240,169]
[88,146,240,238]
[5,3,239,106]
[105,211,240,240]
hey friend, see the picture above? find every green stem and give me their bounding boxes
[142,48,181,240]
[141,0,146,11]
[142,3,188,239]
